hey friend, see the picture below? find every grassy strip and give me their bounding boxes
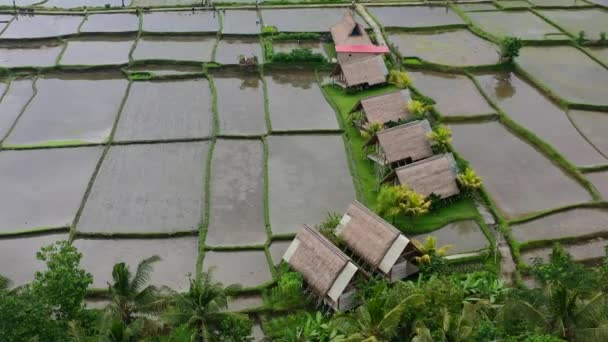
[437,113,498,124]
[262,136,273,237]
[74,230,199,239]
[205,244,266,251]
[580,164,608,173]
[197,139,216,281]
[507,201,608,225]
[519,231,608,250]
[207,74,220,136]
[0,226,69,238]
[0,77,38,146]
[398,199,481,235]
[2,140,95,149]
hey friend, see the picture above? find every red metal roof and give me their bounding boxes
[335,45,390,54]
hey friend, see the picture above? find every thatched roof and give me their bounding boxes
[333,54,388,87]
[351,90,411,125]
[375,120,433,164]
[330,10,371,46]
[283,225,357,298]
[337,201,405,269]
[395,153,460,199]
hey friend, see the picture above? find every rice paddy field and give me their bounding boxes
[1,0,608,339]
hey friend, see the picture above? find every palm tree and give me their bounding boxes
[107,255,164,326]
[457,168,482,191]
[332,293,423,341]
[399,190,431,222]
[388,70,412,89]
[163,271,246,341]
[412,236,452,265]
[407,100,430,117]
[375,184,410,224]
[427,125,452,152]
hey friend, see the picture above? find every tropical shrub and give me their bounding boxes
[272,48,327,64]
[578,30,586,44]
[412,236,452,266]
[388,69,412,88]
[407,99,431,118]
[457,168,483,191]
[500,36,523,62]
[317,212,343,246]
[359,121,384,142]
[427,124,452,152]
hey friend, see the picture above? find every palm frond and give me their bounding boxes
[130,255,161,294]
[378,294,423,337]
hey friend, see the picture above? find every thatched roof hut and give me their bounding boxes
[336,201,420,281]
[350,90,412,126]
[283,224,360,311]
[331,54,388,88]
[369,119,433,167]
[394,153,460,199]
[330,11,371,46]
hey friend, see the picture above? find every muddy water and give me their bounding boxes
[0,147,102,233]
[589,47,608,65]
[133,0,198,5]
[213,72,266,135]
[114,79,213,141]
[449,122,592,219]
[517,46,608,106]
[409,71,494,117]
[206,140,266,247]
[569,110,608,155]
[529,0,591,7]
[0,233,68,287]
[512,207,608,243]
[273,40,326,56]
[261,8,360,32]
[476,72,606,166]
[0,41,63,68]
[222,10,261,35]
[74,237,199,291]
[80,13,139,33]
[467,11,563,40]
[214,37,262,65]
[1,15,83,39]
[60,37,134,66]
[522,238,607,266]
[268,135,356,234]
[368,6,463,28]
[43,0,123,8]
[587,171,608,200]
[539,9,608,39]
[388,30,499,66]
[264,70,338,131]
[5,74,128,146]
[142,10,219,33]
[0,79,34,138]
[76,142,208,234]
[414,220,489,255]
[133,36,215,62]
[269,240,291,265]
[203,250,272,287]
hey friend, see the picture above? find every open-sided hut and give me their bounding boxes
[336,201,421,281]
[393,153,460,199]
[282,224,361,311]
[349,90,412,128]
[367,119,433,178]
[330,11,388,89]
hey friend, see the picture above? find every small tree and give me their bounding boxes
[500,36,522,62]
[600,32,606,43]
[427,125,452,152]
[388,69,412,88]
[375,184,410,223]
[457,168,483,191]
[577,30,586,44]
[317,212,343,246]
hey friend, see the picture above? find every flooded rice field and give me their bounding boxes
[388,29,499,66]
[449,121,591,219]
[1,5,608,330]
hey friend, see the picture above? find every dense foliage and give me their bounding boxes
[272,48,327,64]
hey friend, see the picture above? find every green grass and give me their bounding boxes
[322,84,479,233]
